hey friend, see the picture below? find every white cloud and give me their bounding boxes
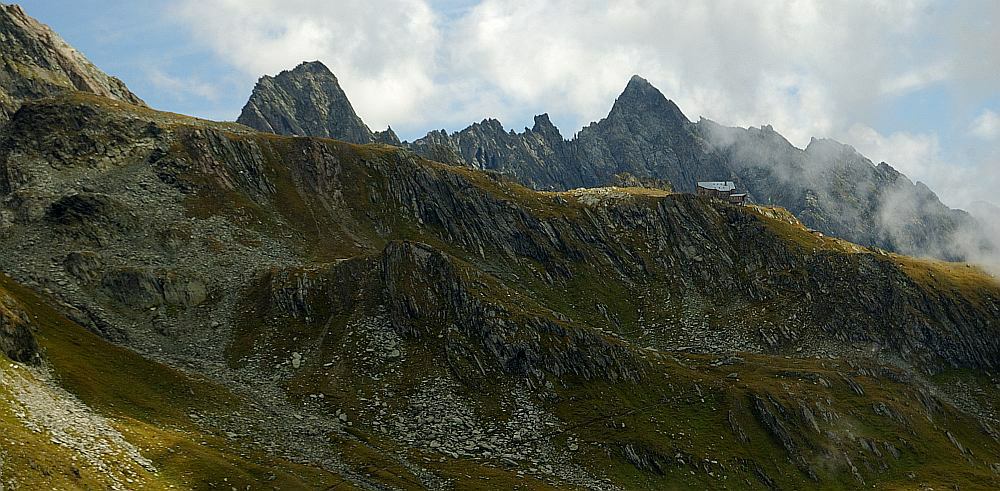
[445,0,932,146]
[971,110,1000,140]
[146,68,220,101]
[845,124,941,178]
[169,0,441,130]
[880,62,949,95]
[845,123,1000,213]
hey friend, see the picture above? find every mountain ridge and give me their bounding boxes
[0,4,144,124]
[232,60,987,263]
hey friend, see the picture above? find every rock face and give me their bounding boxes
[247,240,645,383]
[571,75,729,192]
[238,62,984,260]
[409,114,580,189]
[237,61,387,144]
[0,287,37,364]
[405,77,728,193]
[99,268,207,309]
[0,4,144,124]
[5,94,999,373]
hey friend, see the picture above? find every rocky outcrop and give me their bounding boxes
[373,126,401,146]
[43,192,135,244]
[247,240,645,383]
[99,268,207,310]
[409,113,579,190]
[750,393,817,480]
[3,94,999,373]
[570,75,730,192]
[0,4,144,124]
[237,61,386,144]
[138,114,999,371]
[63,251,103,283]
[0,287,38,364]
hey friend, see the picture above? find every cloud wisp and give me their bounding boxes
[145,68,220,101]
[971,110,1000,140]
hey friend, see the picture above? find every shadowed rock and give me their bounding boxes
[0,290,38,364]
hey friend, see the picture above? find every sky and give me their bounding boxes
[17,0,1000,211]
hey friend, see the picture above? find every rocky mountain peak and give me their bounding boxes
[474,118,506,133]
[0,4,145,123]
[530,113,563,140]
[805,137,859,158]
[236,60,375,144]
[235,63,987,263]
[373,125,401,145]
[532,113,553,127]
[625,74,655,92]
[610,74,689,124]
[290,60,330,74]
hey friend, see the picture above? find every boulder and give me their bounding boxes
[0,293,38,364]
[100,268,207,309]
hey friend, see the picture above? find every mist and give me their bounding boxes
[961,202,1000,276]
[698,118,1000,277]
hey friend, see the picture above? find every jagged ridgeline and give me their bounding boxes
[2,4,1000,490]
[239,62,992,264]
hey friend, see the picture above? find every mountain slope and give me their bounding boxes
[0,4,144,125]
[1,92,1000,487]
[571,75,729,192]
[0,272,353,489]
[407,76,727,192]
[5,258,998,489]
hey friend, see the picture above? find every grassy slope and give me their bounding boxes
[1,271,566,489]
[555,353,1000,489]
[43,93,1000,299]
[0,273,347,490]
[57,92,995,326]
